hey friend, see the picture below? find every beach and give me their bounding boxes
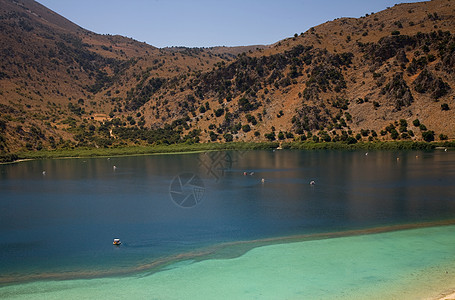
[438,292,455,300]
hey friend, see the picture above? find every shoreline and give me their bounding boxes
[437,291,455,300]
[0,158,34,165]
[435,289,455,300]
[1,140,454,165]
[0,142,278,165]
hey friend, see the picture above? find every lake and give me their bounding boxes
[1,149,455,298]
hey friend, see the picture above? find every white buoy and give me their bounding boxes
[113,165,117,170]
[42,171,46,175]
[261,178,265,183]
[310,180,315,185]
[365,152,368,156]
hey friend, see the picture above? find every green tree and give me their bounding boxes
[399,119,408,133]
[346,137,357,144]
[361,129,370,137]
[390,129,399,139]
[320,131,331,142]
[223,133,233,142]
[214,108,224,117]
[209,131,218,141]
[242,124,251,132]
[246,114,257,125]
[286,132,294,139]
[0,120,6,132]
[371,130,378,137]
[422,130,434,142]
[264,132,276,141]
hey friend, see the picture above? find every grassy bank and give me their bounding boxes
[281,140,454,150]
[1,142,279,163]
[1,140,454,163]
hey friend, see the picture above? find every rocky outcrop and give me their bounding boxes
[414,68,451,100]
[381,73,413,110]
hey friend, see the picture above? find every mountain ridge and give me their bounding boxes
[0,0,454,154]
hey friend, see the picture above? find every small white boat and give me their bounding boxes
[113,238,121,245]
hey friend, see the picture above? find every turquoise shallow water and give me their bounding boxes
[2,224,455,300]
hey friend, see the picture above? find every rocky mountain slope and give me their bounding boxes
[0,0,454,154]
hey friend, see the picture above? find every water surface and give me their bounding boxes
[1,150,455,298]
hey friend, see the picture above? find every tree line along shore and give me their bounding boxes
[1,140,454,164]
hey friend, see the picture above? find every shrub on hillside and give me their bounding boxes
[422,130,435,142]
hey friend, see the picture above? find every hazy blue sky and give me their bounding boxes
[37,0,421,48]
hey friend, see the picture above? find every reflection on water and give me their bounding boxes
[1,150,455,283]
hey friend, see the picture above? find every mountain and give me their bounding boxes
[0,0,454,154]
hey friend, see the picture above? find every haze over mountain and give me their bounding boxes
[0,0,454,154]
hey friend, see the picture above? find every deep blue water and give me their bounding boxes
[1,150,455,283]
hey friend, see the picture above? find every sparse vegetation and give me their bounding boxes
[422,130,435,142]
[1,0,454,157]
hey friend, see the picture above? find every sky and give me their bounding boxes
[36,0,421,48]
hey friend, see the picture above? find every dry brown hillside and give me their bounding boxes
[0,0,454,155]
